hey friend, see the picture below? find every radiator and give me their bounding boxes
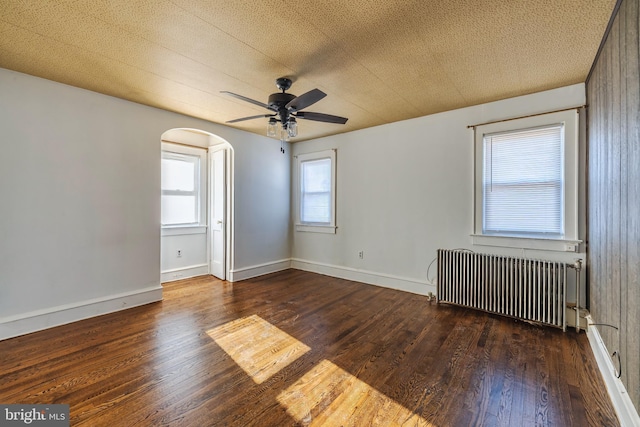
[437,249,567,330]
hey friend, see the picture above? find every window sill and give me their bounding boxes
[161,225,207,237]
[471,234,582,252]
[295,224,337,234]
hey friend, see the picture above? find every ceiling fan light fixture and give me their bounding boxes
[267,117,278,137]
[280,126,291,142]
[287,117,298,138]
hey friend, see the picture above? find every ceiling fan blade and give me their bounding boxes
[295,111,348,124]
[286,88,326,112]
[220,91,270,110]
[226,114,275,123]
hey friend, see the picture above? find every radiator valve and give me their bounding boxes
[572,259,582,271]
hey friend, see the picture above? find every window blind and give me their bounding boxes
[301,158,331,224]
[482,124,564,237]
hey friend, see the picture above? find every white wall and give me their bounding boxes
[0,68,290,339]
[161,228,209,282]
[229,134,292,280]
[292,84,587,298]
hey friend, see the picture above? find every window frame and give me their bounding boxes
[161,143,207,229]
[472,110,581,251]
[295,149,337,234]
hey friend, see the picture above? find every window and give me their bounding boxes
[295,149,336,233]
[483,124,563,237]
[161,144,206,227]
[473,110,580,251]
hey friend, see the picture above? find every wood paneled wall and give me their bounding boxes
[587,0,640,411]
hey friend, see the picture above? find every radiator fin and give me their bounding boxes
[437,250,566,330]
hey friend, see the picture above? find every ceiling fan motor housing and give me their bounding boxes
[268,92,295,110]
[268,92,296,123]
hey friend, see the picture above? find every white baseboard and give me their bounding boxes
[586,315,640,427]
[291,258,435,296]
[229,259,292,282]
[0,284,163,341]
[161,264,209,283]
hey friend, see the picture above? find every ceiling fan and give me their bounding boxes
[221,77,348,151]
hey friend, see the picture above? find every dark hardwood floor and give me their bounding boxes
[0,270,619,426]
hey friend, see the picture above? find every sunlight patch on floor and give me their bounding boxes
[277,359,431,426]
[206,314,310,384]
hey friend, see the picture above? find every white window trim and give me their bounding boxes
[161,142,207,228]
[472,110,581,252]
[161,226,207,237]
[295,149,337,234]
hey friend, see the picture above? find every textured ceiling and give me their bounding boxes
[0,0,615,142]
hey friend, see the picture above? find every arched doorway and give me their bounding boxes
[160,128,234,282]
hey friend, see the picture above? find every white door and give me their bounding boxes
[210,148,226,279]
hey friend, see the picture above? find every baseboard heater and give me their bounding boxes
[437,249,580,331]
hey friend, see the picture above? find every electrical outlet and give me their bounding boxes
[177,250,182,257]
[565,244,577,252]
[358,251,364,259]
